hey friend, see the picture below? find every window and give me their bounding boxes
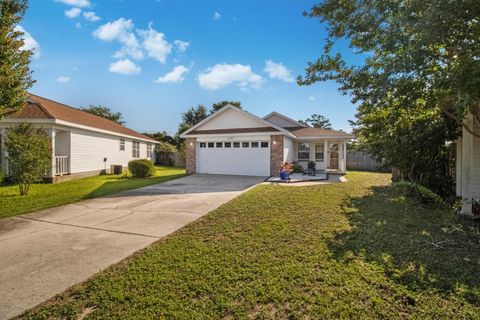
[119,138,125,151]
[298,143,310,161]
[208,142,214,148]
[147,144,153,158]
[224,142,232,148]
[233,142,240,148]
[242,142,249,148]
[199,142,206,148]
[216,142,223,148]
[260,141,269,148]
[251,142,259,148]
[315,144,324,161]
[132,141,140,158]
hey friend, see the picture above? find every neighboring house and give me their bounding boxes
[0,94,157,182]
[180,105,354,177]
[456,113,480,217]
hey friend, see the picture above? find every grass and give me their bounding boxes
[19,172,480,319]
[0,166,185,220]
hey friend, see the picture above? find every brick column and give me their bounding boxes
[270,135,284,176]
[185,138,197,175]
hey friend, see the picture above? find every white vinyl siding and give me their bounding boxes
[284,136,294,163]
[70,128,152,174]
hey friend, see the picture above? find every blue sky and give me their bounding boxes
[20,0,358,135]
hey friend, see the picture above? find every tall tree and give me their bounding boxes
[298,0,477,194]
[175,104,209,145]
[210,100,242,114]
[143,131,176,145]
[299,114,332,129]
[0,0,35,119]
[80,105,125,125]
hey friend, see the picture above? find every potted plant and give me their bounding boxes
[307,161,316,175]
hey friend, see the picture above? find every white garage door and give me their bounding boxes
[197,140,270,176]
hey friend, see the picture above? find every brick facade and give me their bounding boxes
[185,138,197,174]
[270,135,284,176]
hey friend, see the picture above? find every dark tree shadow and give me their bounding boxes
[329,185,480,305]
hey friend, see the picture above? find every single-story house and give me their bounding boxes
[456,113,480,217]
[180,105,354,177]
[0,94,157,182]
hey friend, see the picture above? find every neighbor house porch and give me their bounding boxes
[293,139,347,174]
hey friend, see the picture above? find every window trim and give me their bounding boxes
[119,138,125,151]
[314,144,324,162]
[146,143,153,158]
[242,142,249,148]
[207,142,215,148]
[233,142,240,148]
[298,143,310,161]
[251,142,259,148]
[199,142,206,148]
[132,141,140,158]
[260,141,269,148]
[224,142,232,148]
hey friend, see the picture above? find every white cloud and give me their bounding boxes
[76,22,82,28]
[174,40,189,53]
[65,7,81,18]
[14,26,40,59]
[155,65,189,83]
[308,96,316,101]
[56,76,70,83]
[197,63,263,90]
[213,12,221,20]
[264,60,294,83]
[83,11,100,22]
[93,18,143,60]
[109,59,141,75]
[55,0,90,8]
[138,24,172,64]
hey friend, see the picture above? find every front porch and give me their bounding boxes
[293,140,347,174]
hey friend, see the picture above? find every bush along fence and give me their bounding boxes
[156,152,185,167]
[346,150,390,172]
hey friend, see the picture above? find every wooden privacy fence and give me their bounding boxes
[156,152,185,167]
[346,150,390,172]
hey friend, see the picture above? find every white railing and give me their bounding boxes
[55,156,69,175]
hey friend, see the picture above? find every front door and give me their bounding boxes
[329,143,339,169]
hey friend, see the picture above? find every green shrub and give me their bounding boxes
[394,180,446,207]
[291,162,304,173]
[128,159,155,178]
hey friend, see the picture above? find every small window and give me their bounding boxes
[233,142,240,148]
[132,141,140,158]
[199,142,206,148]
[224,142,232,148]
[260,141,269,148]
[298,143,310,161]
[119,138,125,151]
[208,142,214,148]
[147,144,153,158]
[242,142,249,148]
[315,144,324,161]
[251,142,259,148]
[216,142,223,148]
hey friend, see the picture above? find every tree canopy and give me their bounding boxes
[299,114,332,129]
[0,0,35,119]
[80,105,125,125]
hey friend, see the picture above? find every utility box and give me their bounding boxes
[111,165,123,175]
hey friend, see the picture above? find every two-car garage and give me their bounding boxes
[196,138,270,176]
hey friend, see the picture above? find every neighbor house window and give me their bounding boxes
[251,142,259,148]
[119,138,125,151]
[147,144,153,158]
[199,142,206,148]
[315,144,324,161]
[216,142,223,148]
[132,141,140,158]
[233,142,240,148]
[242,142,249,148]
[298,143,310,161]
[260,141,269,148]
[224,142,231,148]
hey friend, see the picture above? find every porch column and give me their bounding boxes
[50,128,56,178]
[324,140,328,168]
[460,114,474,216]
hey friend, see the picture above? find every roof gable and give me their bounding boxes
[181,105,294,137]
[263,112,306,128]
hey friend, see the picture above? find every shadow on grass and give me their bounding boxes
[329,185,480,304]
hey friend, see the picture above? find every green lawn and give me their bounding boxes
[20,172,480,319]
[0,166,185,220]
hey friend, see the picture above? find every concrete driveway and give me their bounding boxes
[0,174,264,319]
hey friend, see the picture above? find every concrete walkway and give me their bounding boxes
[0,174,264,319]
